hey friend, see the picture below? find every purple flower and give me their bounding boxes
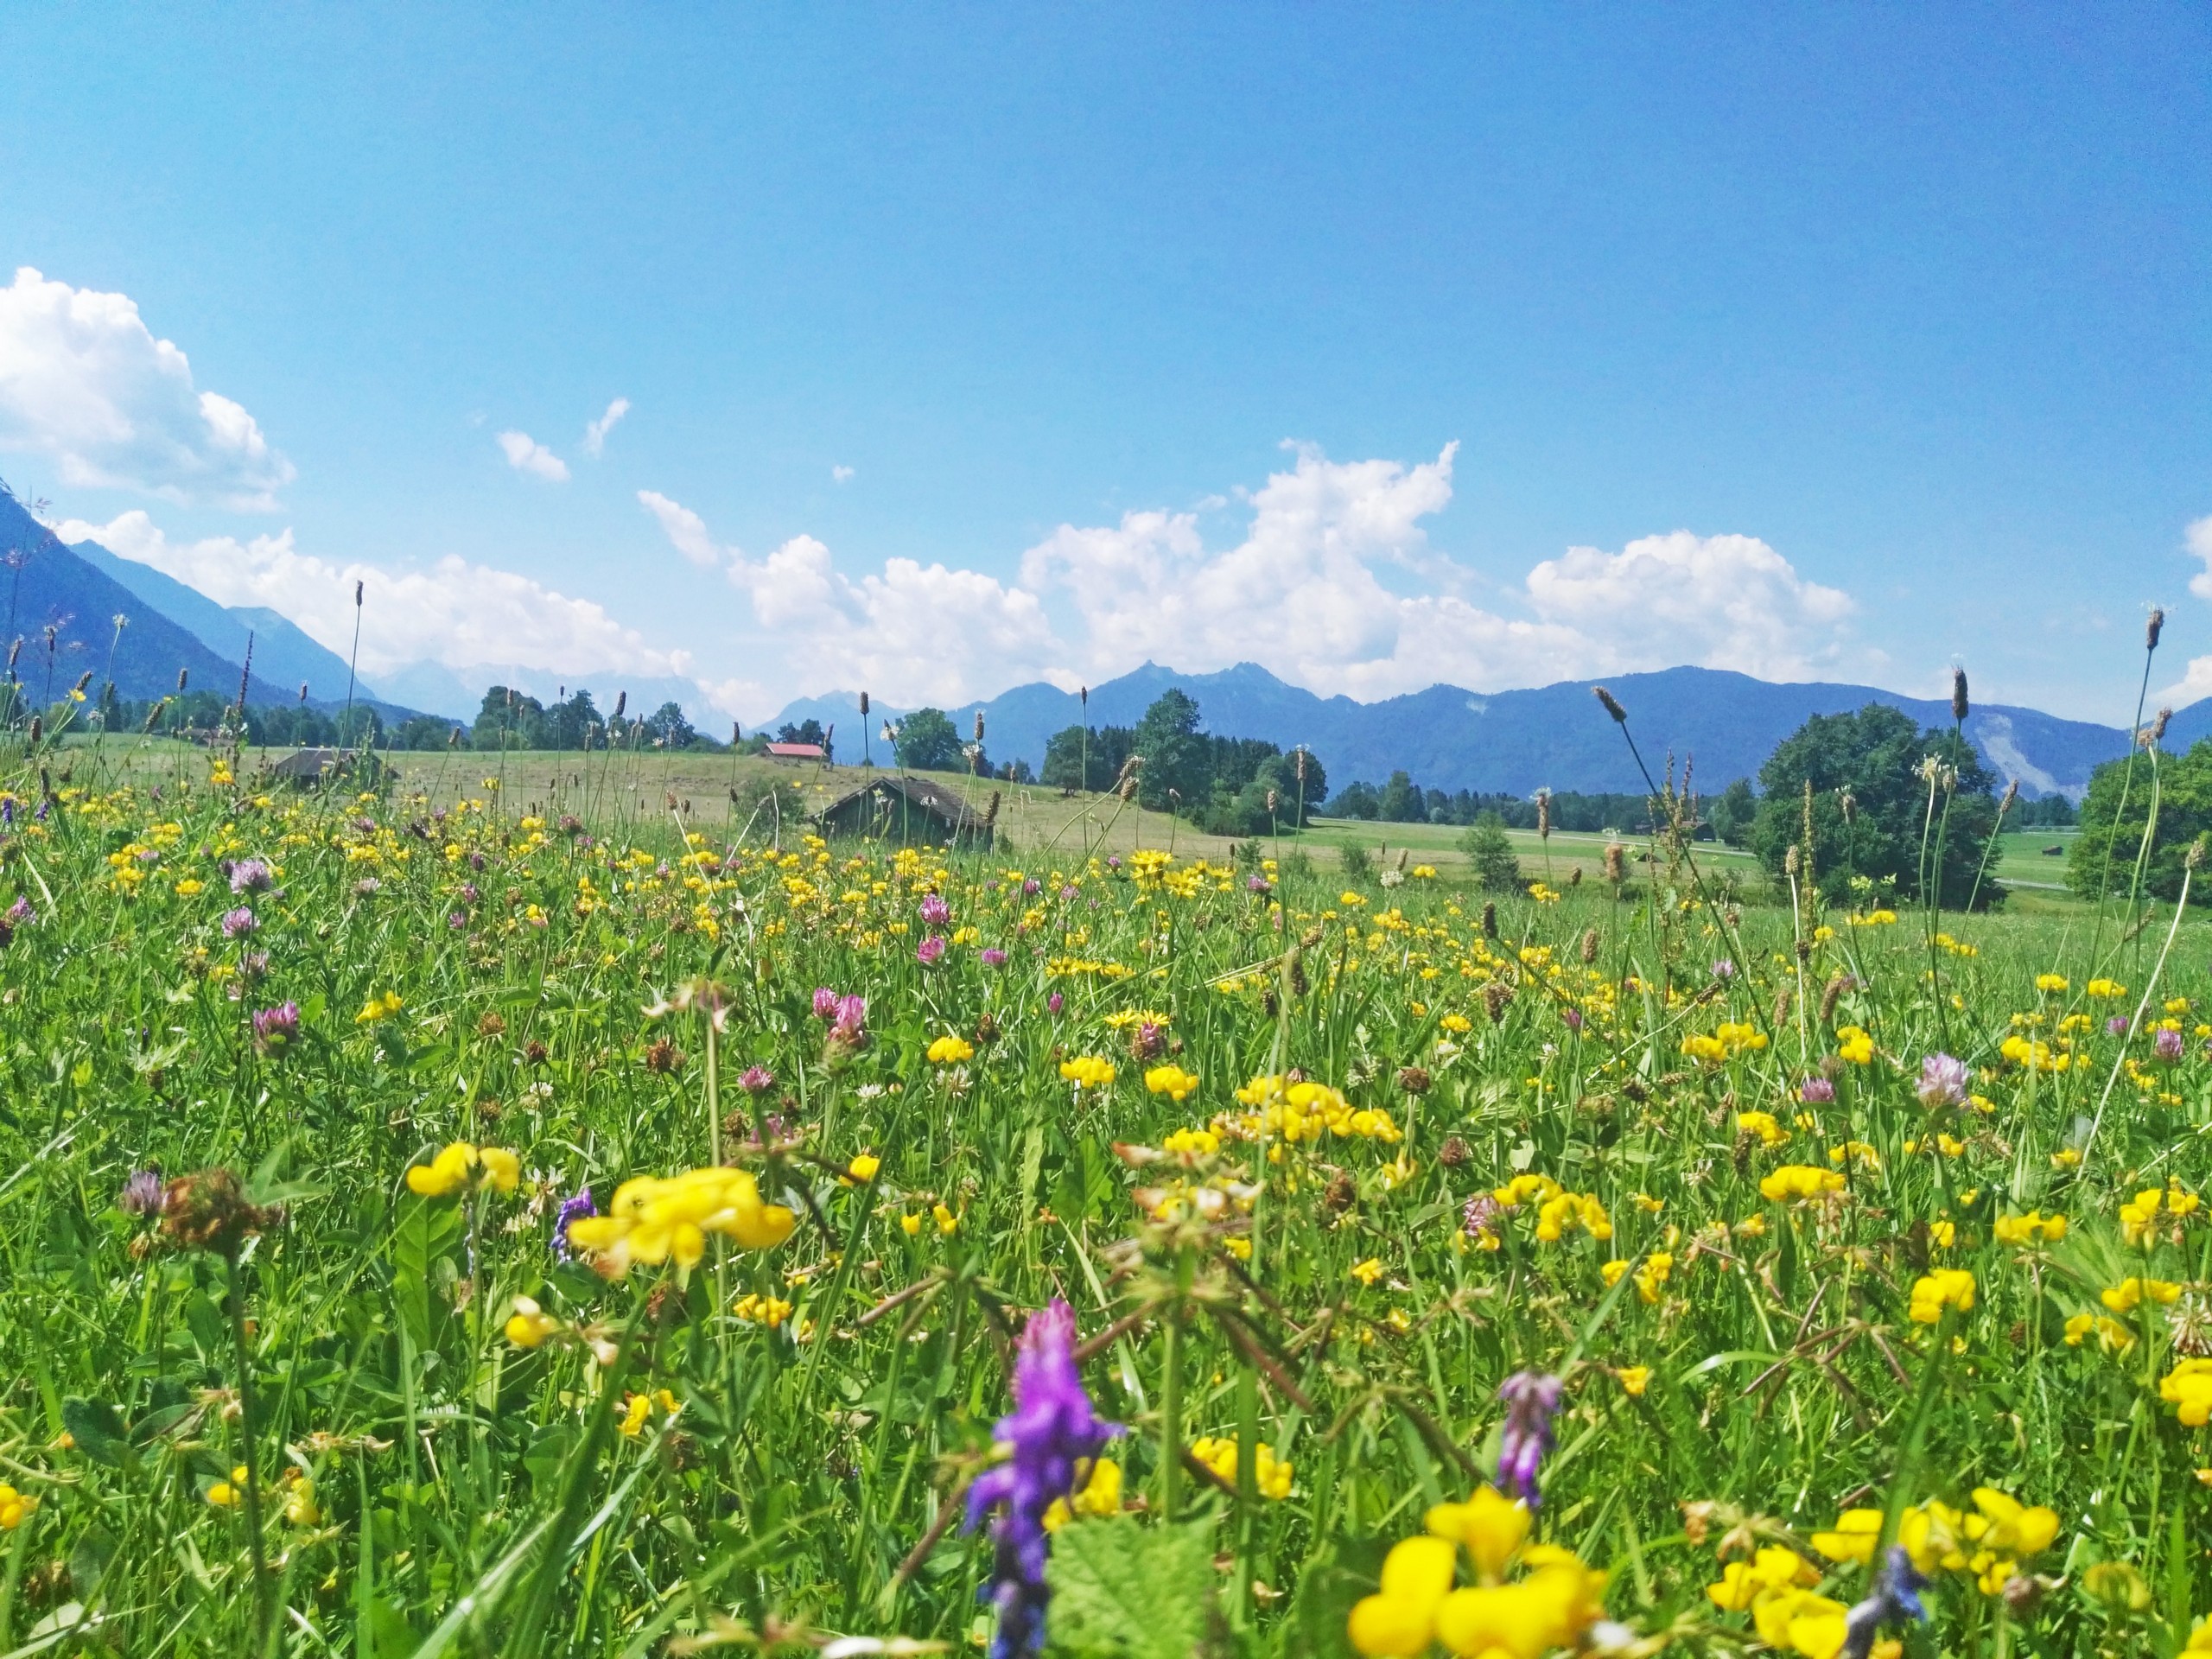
[220,906,257,939]
[2107,1015,2131,1036]
[458,883,480,904]
[1047,992,1065,1015]
[813,986,842,1021]
[553,1188,596,1260]
[1916,1052,1970,1109]
[2157,1027,2186,1062]
[448,911,467,930]
[916,934,948,966]
[1561,1007,1584,1032]
[6,895,33,927]
[1130,1021,1166,1061]
[228,858,273,894]
[354,877,382,897]
[1496,1370,1562,1507]
[1247,874,1272,893]
[981,947,1008,968]
[1461,1193,1499,1243]
[740,1065,776,1094]
[238,950,270,981]
[919,893,951,926]
[1842,1547,1928,1659]
[1711,958,1735,981]
[1106,855,1122,870]
[119,1168,166,1217]
[1801,1076,1835,1104]
[1059,885,1077,901]
[964,1300,1120,1659]
[833,994,867,1034]
[1022,878,1041,896]
[251,1001,301,1055]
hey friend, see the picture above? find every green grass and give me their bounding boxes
[4,741,2208,1656]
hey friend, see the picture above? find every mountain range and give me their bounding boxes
[0,488,416,718]
[1,480,2190,798]
[774,662,2209,802]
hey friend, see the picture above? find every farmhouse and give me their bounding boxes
[764,741,826,763]
[270,747,345,785]
[812,775,995,850]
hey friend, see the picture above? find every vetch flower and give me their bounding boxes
[964,1300,1120,1659]
[553,1188,596,1259]
[1496,1371,1562,1507]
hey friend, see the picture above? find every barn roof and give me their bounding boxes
[270,747,344,779]
[765,742,825,760]
[815,773,989,830]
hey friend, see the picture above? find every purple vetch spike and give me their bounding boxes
[553,1188,595,1259]
[1496,1370,1562,1507]
[963,1300,1120,1659]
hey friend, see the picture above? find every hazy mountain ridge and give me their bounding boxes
[776,661,2174,801]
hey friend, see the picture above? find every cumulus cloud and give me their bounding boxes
[637,443,1862,709]
[1523,531,1855,681]
[832,465,855,483]
[496,429,569,482]
[57,509,685,684]
[2186,513,2212,601]
[0,266,294,509]
[637,492,1061,707]
[582,397,630,459]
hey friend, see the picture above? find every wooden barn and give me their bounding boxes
[812,775,995,850]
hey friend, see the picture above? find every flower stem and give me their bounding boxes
[225,1250,274,1655]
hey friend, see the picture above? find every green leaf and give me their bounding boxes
[391,1196,466,1350]
[1046,1516,1213,1659]
[60,1397,130,1469]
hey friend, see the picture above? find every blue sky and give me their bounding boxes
[0,4,2206,723]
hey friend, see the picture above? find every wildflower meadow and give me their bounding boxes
[5,691,2212,1659]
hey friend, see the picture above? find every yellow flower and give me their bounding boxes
[2036,973,2069,992]
[2164,1358,2212,1426]
[933,1202,960,1236]
[1834,1025,1874,1065]
[927,1033,975,1065]
[283,1472,321,1526]
[2063,1311,2135,1352]
[1760,1165,1844,1204]
[1440,1014,1472,1034]
[503,1295,562,1348]
[2086,977,2127,999]
[1929,1219,1955,1249]
[1633,1253,1673,1305]
[0,1484,37,1529]
[1045,1456,1125,1531]
[206,1465,251,1508]
[1600,1259,1629,1287]
[1350,1257,1385,1287]
[1192,1436,1294,1499]
[1059,1055,1116,1090]
[616,1392,652,1436]
[1993,1211,2067,1247]
[1145,1065,1201,1103]
[405,1141,519,1198]
[1347,1535,1459,1656]
[2102,1277,2183,1314]
[1811,1508,1884,1564]
[355,989,404,1025]
[900,1212,923,1236]
[563,1166,797,1274]
[174,877,205,896]
[847,1154,881,1182]
[1707,1545,1815,1610]
[1616,1365,1650,1397]
[1908,1268,1975,1324]
[1963,1487,2058,1559]
[1735,1110,1789,1147]
[732,1293,795,1327]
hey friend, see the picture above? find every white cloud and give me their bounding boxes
[1523,531,1855,681]
[832,465,855,483]
[636,489,723,567]
[637,444,1862,709]
[496,429,569,482]
[2185,513,2212,601]
[582,397,630,459]
[56,509,685,684]
[0,266,294,508]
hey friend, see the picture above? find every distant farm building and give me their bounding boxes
[813,776,996,850]
[765,742,826,763]
[270,747,345,785]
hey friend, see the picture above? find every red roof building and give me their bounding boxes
[765,742,826,761]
